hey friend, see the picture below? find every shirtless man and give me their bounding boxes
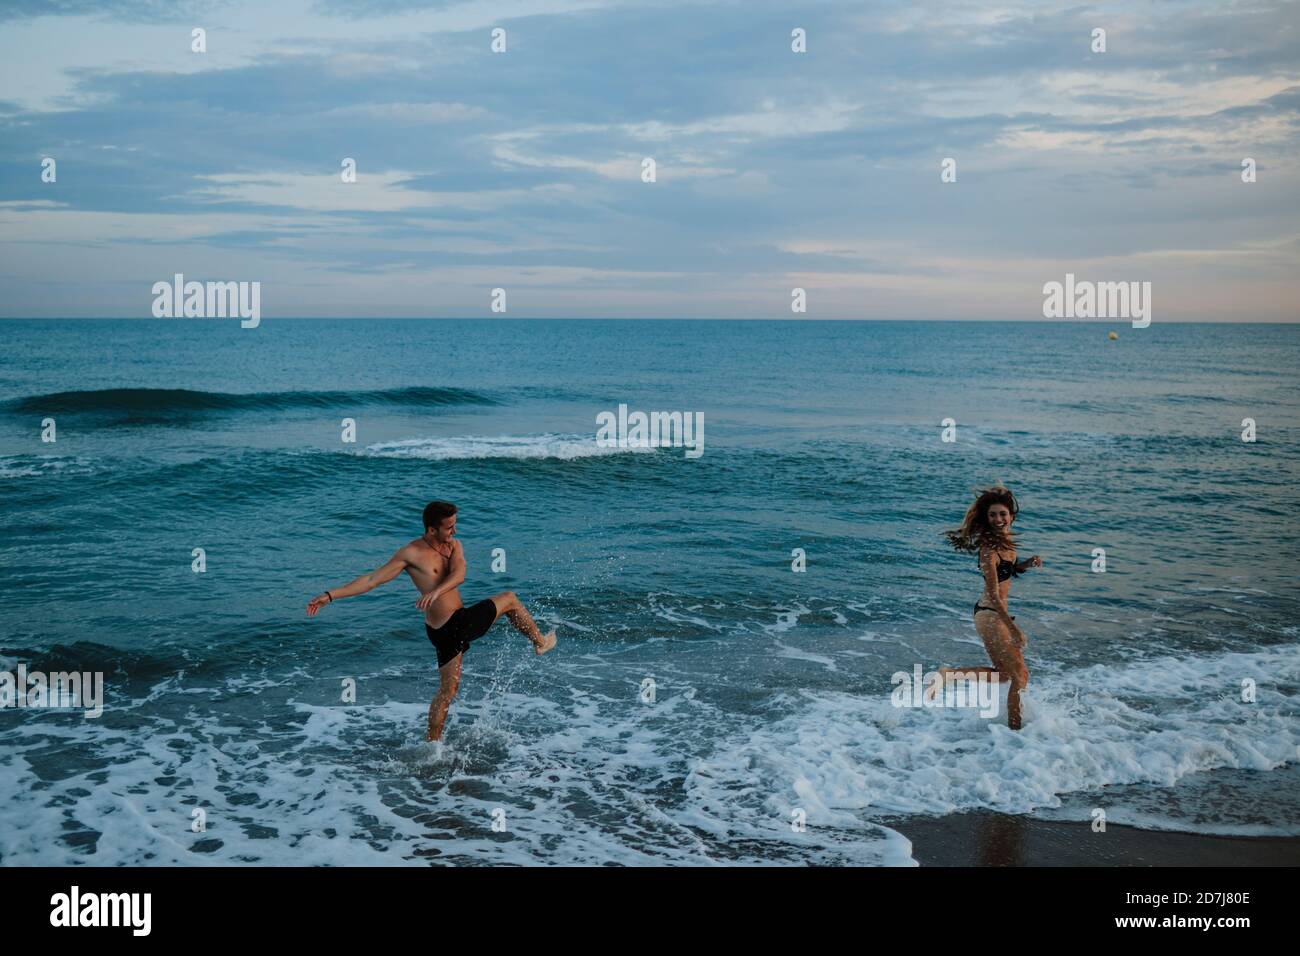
[306,500,556,741]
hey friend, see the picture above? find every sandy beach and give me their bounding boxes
[888,810,1300,866]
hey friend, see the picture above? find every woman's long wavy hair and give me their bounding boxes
[944,486,1020,554]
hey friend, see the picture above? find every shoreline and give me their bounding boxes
[884,810,1300,866]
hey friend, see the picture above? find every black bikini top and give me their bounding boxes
[982,551,1021,582]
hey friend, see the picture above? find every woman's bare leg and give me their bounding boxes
[938,666,1000,679]
[489,591,556,654]
[975,615,1028,729]
[926,665,1000,701]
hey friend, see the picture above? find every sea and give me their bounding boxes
[1,318,1297,865]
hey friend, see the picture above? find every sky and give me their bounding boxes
[0,0,1297,320]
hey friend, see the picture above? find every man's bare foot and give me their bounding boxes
[534,629,557,655]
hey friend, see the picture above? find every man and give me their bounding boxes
[306,500,556,741]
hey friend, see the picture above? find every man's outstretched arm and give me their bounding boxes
[307,549,408,616]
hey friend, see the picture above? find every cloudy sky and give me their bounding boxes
[0,0,1296,320]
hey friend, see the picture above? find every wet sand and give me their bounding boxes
[885,810,1300,866]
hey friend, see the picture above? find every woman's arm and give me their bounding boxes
[1015,555,1043,574]
[307,549,410,616]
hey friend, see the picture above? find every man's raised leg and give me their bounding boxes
[489,590,556,654]
[427,654,462,741]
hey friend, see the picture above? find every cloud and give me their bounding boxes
[0,0,1296,319]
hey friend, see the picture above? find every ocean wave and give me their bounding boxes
[362,434,657,461]
[4,386,499,417]
[0,454,96,479]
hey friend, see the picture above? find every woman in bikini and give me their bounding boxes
[937,487,1043,730]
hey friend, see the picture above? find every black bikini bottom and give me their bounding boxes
[974,603,1015,620]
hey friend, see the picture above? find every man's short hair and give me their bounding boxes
[423,500,457,531]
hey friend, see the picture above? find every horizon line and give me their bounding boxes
[2,317,1296,325]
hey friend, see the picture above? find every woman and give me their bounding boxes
[937,486,1043,729]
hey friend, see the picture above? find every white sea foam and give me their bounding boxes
[1,645,1292,868]
[684,645,1300,836]
[363,434,656,461]
[773,642,838,670]
[0,670,907,866]
[765,604,811,634]
[646,593,729,631]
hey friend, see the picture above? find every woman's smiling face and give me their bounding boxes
[986,502,1013,534]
